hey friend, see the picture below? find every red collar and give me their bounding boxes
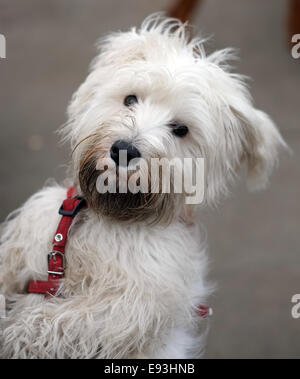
[27,186,86,297]
[27,186,212,318]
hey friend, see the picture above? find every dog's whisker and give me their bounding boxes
[72,133,99,156]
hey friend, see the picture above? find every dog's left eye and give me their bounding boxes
[170,123,189,138]
[124,95,138,107]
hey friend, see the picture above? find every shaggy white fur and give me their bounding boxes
[0,14,285,358]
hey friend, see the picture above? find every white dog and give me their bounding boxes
[0,15,285,359]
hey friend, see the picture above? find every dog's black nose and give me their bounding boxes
[110,140,141,166]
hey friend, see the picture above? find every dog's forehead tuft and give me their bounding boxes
[95,16,210,68]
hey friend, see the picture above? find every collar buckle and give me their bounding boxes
[58,196,86,217]
[47,251,65,276]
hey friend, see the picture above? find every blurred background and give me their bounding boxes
[0,0,299,358]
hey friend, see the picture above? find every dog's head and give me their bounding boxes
[63,15,286,224]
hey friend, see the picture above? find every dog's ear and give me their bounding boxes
[203,68,286,204]
[230,101,287,190]
[204,51,287,196]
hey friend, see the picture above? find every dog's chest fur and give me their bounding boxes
[0,185,209,358]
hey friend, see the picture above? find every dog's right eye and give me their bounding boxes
[170,123,189,138]
[124,95,138,107]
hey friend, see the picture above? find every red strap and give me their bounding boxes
[197,305,213,318]
[67,186,75,198]
[27,187,86,297]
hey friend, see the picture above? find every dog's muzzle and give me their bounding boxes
[78,148,175,224]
